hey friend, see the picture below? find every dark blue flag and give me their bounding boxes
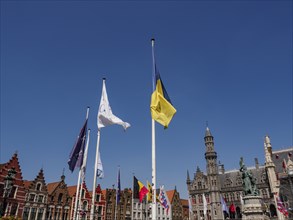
[68,119,87,172]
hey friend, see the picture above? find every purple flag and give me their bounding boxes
[68,119,87,172]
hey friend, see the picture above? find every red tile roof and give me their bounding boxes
[47,182,60,194]
[166,190,175,203]
[67,185,77,197]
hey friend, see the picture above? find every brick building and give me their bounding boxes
[23,169,48,220]
[0,153,26,218]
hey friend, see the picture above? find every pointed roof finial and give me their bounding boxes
[61,168,65,181]
[205,126,212,137]
[196,166,201,173]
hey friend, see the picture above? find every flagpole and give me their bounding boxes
[132,174,134,220]
[77,128,91,220]
[115,166,120,220]
[90,129,101,220]
[74,167,82,219]
[151,38,157,220]
[73,107,89,220]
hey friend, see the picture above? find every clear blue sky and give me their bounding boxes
[1,1,292,199]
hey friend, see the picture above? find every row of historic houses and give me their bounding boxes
[0,153,189,220]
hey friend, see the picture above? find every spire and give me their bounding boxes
[196,166,201,173]
[205,127,212,137]
[186,170,191,184]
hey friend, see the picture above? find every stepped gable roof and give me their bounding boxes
[272,147,293,173]
[166,190,175,203]
[0,153,25,181]
[67,185,77,197]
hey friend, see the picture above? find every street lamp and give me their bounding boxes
[1,167,17,217]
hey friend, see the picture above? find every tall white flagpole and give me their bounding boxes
[90,129,101,220]
[77,128,91,220]
[131,173,134,220]
[151,38,157,220]
[73,107,89,220]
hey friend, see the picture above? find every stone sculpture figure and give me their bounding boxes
[239,157,259,196]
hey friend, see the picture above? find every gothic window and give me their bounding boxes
[236,192,240,201]
[198,181,202,189]
[236,175,242,186]
[192,196,196,204]
[81,189,85,198]
[261,172,267,183]
[206,194,210,203]
[231,193,235,201]
[225,193,229,202]
[199,194,203,203]
[224,178,232,187]
[36,183,42,191]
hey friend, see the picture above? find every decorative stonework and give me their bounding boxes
[242,195,269,220]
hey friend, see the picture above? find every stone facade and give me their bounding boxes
[186,128,290,220]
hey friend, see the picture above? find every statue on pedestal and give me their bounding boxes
[239,157,259,196]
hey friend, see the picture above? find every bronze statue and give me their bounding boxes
[239,157,259,196]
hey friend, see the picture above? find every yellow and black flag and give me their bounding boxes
[147,181,152,203]
[150,40,176,128]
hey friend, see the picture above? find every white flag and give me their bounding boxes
[203,193,207,216]
[98,80,130,130]
[159,185,170,215]
[97,151,104,179]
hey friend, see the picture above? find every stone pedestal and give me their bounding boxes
[242,196,269,220]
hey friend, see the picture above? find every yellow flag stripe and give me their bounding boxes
[151,80,176,128]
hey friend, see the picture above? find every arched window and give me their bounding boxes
[36,183,42,191]
[82,201,88,211]
[81,189,85,198]
[198,194,203,203]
